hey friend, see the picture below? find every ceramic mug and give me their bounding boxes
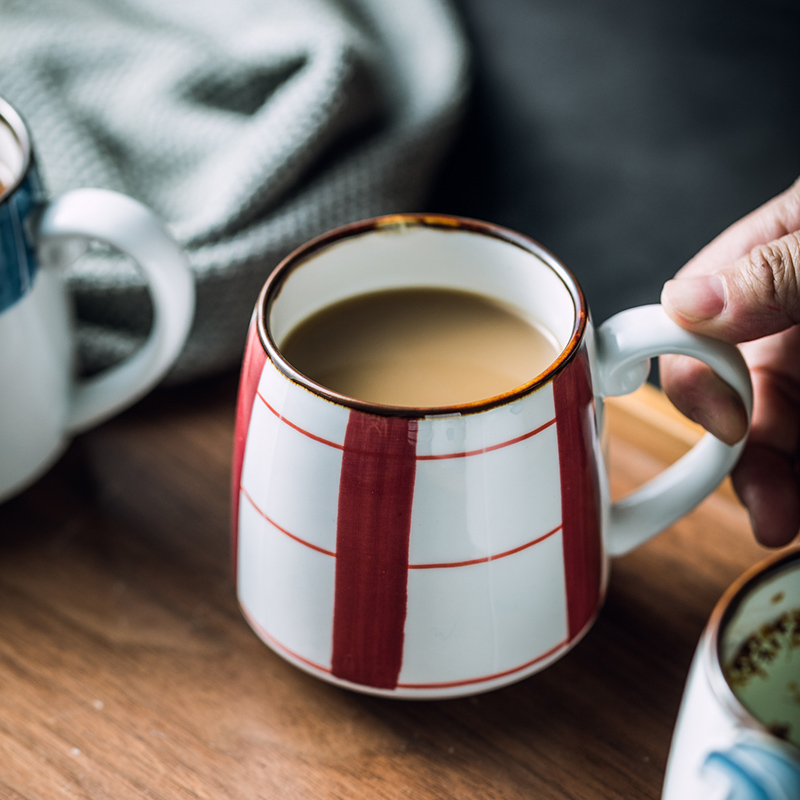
[0,96,194,503]
[663,547,800,800]
[232,214,753,699]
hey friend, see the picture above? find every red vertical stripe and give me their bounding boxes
[331,413,418,689]
[553,347,603,640]
[231,319,268,579]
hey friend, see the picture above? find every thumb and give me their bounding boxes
[661,229,800,343]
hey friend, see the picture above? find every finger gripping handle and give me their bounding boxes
[596,305,753,556]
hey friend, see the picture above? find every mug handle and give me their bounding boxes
[704,741,800,800]
[595,304,753,556]
[37,188,195,433]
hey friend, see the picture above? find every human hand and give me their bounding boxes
[660,177,800,547]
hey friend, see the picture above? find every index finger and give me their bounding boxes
[677,177,800,278]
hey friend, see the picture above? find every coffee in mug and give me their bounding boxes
[281,287,560,407]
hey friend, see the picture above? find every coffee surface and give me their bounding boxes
[280,287,560,407]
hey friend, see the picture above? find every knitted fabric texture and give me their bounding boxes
[0,0,469,380]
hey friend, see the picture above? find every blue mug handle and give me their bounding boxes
[704,742,800,800]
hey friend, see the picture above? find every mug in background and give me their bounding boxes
[663,548,800,800]
[232,214,753,699]
[0,97,194,502]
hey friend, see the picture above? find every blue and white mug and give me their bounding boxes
[0,96,195,502]
[663,547,800,800]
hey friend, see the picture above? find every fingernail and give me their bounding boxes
[662,275,726,322]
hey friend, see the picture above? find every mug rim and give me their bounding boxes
[0,96,32,204]
[703,546,800,757]
[256,213,589,418]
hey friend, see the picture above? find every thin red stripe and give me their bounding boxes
[240,486,337,557]
[243,601,568,691]
[255,390,556,459]
[257,391,345,450]
[331,413,418,690]
[242,484,560,567]
[240,605,332,674]
[408,525,562,569]
[416,418,557,460]
[396,639,569,689]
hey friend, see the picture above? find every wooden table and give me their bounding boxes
[0,376,777,799]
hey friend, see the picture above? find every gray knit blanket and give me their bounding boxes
[0,0,469,381]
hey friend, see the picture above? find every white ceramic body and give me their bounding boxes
[0,262,72,498]
[663,549,800,800]
[0,97,195,502]
[232,215,753,699]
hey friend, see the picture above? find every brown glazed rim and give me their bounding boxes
[0,96,32,204]
[703,546,800,755]
[256,213,589,417]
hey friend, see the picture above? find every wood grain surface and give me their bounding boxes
[0,376,777,799]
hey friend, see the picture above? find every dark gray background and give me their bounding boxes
[432,0,800,326]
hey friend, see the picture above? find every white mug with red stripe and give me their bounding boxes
[232,215,753,699]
